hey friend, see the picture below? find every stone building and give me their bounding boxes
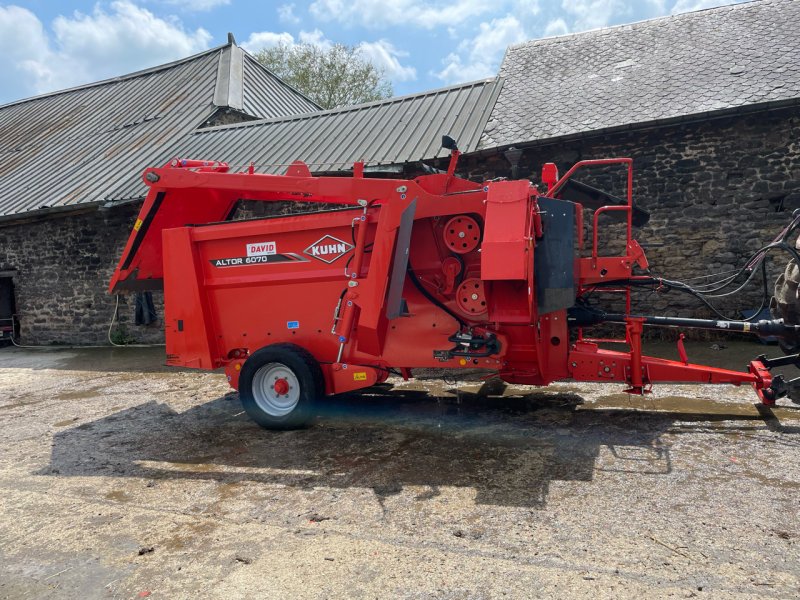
[1,0,798,345]
[0,40,319,344]
[462,0,800,320]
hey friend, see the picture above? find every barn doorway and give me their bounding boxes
[0,276,17,345]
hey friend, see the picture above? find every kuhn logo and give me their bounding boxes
[304,235,354,264]
[246,241,276,257]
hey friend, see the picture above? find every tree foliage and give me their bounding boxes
[254,43,393,110]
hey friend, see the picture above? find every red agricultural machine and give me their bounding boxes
[110,140,800,428]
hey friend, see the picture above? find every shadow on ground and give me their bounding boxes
[40,380,799,508]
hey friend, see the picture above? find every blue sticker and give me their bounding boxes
[287,321,300,330]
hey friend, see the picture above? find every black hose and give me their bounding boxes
[406,260,468,329]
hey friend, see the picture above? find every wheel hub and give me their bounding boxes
[273,378,289,395]
[251,363,301,417]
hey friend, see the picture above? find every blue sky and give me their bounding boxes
[0,0,747,104]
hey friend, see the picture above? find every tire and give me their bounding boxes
[771,234,800,354]
[238,343,323,430]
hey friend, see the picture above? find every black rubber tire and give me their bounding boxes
[771,234,800,354]
[238,343,323,430]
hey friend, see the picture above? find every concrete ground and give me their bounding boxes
[0,341,798,599]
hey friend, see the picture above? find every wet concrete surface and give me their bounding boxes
[0,341,799,598]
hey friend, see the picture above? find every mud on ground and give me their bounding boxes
[0,342,798,599]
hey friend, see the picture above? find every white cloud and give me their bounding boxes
[242,29,335,52]
[645,0,668,12]
[299,29,334,50]
[435,15,527,84]
[277,3,301,24]
[164,0,230,11]
[358,40,417,82]
[309,0,491,29]
[560,0,628,31]
[0,5,50,100]
[670,0,738,13]
[544,18,569,37]
[241,30,296,51]
[513,0,541,16]
[242,29,415,84]
[0,1,211,103]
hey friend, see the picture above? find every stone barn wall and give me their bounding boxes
[460,105,800,322]
[0,205,164,345]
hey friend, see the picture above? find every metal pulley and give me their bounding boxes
[456,278,487,316]
[443,215,481,254]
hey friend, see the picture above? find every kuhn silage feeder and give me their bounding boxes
[110,140,800,428]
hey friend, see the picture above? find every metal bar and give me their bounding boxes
[601,313,800,338]
[592,205,630,261]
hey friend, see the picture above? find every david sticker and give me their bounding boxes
[303,235,354,264]
[247,241,277,257]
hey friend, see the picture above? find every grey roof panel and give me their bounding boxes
[242,54,320,118]
[0,43,319,219]
[482,0,800,148]
[173,79,501,175]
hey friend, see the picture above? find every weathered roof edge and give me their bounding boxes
[0,43,232,111]
[0,39,320,114]
[479,96,800,155]
[194,78,501,135]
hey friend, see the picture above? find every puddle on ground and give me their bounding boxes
[162,521,219,552]
[216,482,242,501]
[57,388,103,401]
[589,394,800,420]
[104,490,130,502]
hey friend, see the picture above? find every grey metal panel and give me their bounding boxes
[534,197,575,315]
[386,199,417,320]
[174,79,502,176]
[241,54,319,118]
[0,43,325,218]
[483,0,800,149]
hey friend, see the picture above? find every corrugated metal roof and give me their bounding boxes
[242,53,319,119]
[482,0,800,149]
[0,43,319,220]
[171,78,502,175]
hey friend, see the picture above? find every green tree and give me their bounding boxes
[254,43,393,110]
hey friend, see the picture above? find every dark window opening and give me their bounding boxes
[0,277,17,343]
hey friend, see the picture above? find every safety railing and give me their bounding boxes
[545,158,635,345]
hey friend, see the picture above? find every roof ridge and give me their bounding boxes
[0,42,233,111]
[508,0,774,52]
[213,44,244,111]
[196,77,499,133]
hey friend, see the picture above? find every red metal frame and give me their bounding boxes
[109,156,774,404]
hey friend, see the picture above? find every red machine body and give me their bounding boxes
[110,156,773,410]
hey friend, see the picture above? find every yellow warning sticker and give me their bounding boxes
[133,219,143,231]
[353,372,367,381]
